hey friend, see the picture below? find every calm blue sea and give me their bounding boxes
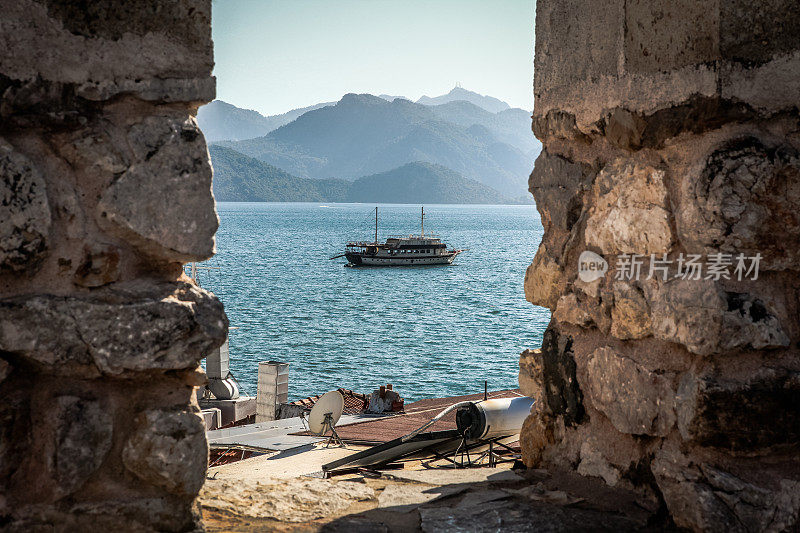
[198,203,550,402]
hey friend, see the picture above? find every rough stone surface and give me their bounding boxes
[73,244,120,287]
[418,498,641,533]
[529,151,594,251]
[377,483,456,511]
[122,409,208,496]
[676,367,800,451]
[0,2,221,530]
[533,0,800,131]
[652,444,800,532]
[610,282,652,339]
[0,281,227,376]
[584,159,672,255]
[677,137,800,269]
[0,138,51,273]
[535,327,584,425]
[523,244,563,309]
[0,358,11,383]
[48,396,113,497]
[585,347,675,436]
[649,279,726,355]
[97,115,218,262]
[576,439,621,487]
[650,280,789,356]
[519,404,554,468]
[518,349,544,400]
[200,478,375,523]
[0,0,213,97]
[523,1,800,530]
[553,293,592,328]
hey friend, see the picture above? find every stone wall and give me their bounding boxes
[0,1,225,530]
[522,1,800,530]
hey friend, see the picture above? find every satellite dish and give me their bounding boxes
[308,390,346,447]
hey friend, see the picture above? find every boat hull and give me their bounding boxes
[345,251,459,266]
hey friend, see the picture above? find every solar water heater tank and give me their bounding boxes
[455,396,535,440]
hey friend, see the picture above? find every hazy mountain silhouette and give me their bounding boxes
[427,100,537,155]
[416,87,512,113]
[210,146,515,204]
[216,93,536,196]
[198,100,335,142]
[348,162,508,204]
[378,94,410,102]
[210,145,347,201]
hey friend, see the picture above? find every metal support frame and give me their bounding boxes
[419,436,519,469]
[321,413,347,448]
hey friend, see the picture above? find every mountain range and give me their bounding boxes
[200,87,539,203]
[210,145,509,204]
[416,86,510,113]
[198,100,335,142]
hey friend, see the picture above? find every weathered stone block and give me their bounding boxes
[676,368,800,451]
[201,478,375,524]
[553,293,592,328]
[721,292,790,352]
[122,409,207,496]
[650,280,724,356]
[623,0,718,75]
[48,396,113,497]
[719,52,800,114]
[524,243,563,310]
[0,281,227,376]
[519,349,544,400]
[534,0,624,97]
[1,0,213,101]
[0,138,51,273]
[531,110,587,143]
[528,150,594,251]
[585,347,675,436]
[610,282,652,340]
[97,115,218,262]
[536,326,585,425]
[73,244,120,287]
[719,0,800,64]
[519,404,554,468]
[585,159,672,255]
[653,444,800,532]
[651,280,789,356]
[534,1,800,133]
[577,438,621,487]
[677,137,800,270]
[12,495,198,532]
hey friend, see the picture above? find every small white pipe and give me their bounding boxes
[400,401,474,442]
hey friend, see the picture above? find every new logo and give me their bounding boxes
[578,250,608,282]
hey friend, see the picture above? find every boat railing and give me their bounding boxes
[386,234,441,239]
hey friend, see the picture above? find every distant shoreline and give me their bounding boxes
[215,201,536,206]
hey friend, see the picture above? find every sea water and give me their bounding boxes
[198,202,550,402]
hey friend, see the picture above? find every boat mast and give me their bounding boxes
[375,206,378,244]
[421,206,424,237]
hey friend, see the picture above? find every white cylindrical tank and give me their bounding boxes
[455,396,535,440]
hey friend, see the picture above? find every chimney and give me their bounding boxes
[256,361,289,422]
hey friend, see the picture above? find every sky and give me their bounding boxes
[211,0,535,116]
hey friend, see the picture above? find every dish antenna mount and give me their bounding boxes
[308,390,346,448]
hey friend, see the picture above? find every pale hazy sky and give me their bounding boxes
[211,0,535,116]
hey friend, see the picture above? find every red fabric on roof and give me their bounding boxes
[290,388,369,414]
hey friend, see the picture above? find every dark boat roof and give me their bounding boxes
[347,235,445,247]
